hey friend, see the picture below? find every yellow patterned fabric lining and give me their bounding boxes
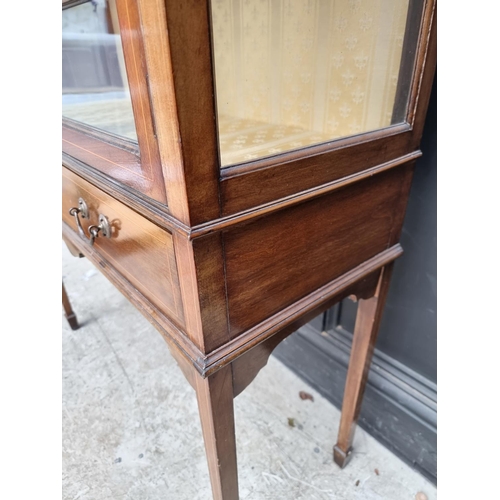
[62,101,332,165]
[212,0,410,166]
[218,115,332,165]
[62,98,137,141]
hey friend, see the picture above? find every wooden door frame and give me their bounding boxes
[62,0,169,205]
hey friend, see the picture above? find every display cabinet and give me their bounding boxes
[62,0,436,498]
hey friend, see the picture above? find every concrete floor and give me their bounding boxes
[62,243,436,500]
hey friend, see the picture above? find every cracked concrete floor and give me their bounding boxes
[62,243,437,500]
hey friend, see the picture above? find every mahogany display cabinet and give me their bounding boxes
[62,0,437,498]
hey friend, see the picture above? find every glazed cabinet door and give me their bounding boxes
[62,0,168,205]
[206,0,436,216]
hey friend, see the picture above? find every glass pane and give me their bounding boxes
[62,0,137,141]
[211,0,422,167]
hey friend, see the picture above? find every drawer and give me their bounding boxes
[62,167,185,327]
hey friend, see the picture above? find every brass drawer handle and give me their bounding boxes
[69,197,111,246]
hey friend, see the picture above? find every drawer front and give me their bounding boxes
[62,167,185,327]
[223,166,410,337]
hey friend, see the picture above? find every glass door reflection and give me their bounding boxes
[211,0,422,167]
[62,0,137,141]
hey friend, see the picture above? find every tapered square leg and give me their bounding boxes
[334,264,393,468]
[62,281,79,330]
[196,364,239,500]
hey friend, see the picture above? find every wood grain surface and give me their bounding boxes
[334,264,395,468]
[62,167,184,327]
[223,166,410,337]
[196,365,239,500]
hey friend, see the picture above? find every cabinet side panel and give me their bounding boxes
[223,166,410,337]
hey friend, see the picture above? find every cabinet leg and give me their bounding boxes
[62,281,79,331]
[333,264,393,468]
[196,364,239,500]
